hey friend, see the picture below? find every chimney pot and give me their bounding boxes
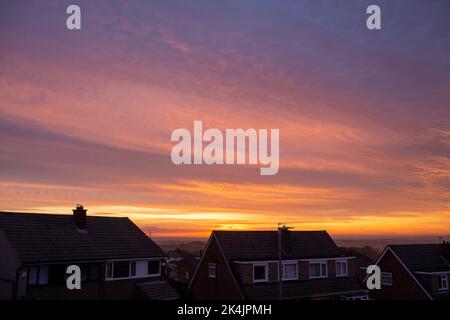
[73,204,87,230]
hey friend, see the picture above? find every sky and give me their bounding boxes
[0,0,449,238]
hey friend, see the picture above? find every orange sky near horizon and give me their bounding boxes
[1,1,449,238]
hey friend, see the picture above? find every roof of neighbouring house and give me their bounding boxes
[136,281,180,300]
[383,244,450,299]
[213,230,344,261]
[0,211,166,263]
[388,244,450,272]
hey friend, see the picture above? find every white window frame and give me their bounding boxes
[208,263,216,278]
[309,261,327,279]
[27,265,49,286]
[282,261,298,281]
[381,272,393,286]
[106,262,114,279]
[438,274,448,291]
[105,259,161,281]
[130,261,136,277]
[335,259,348,277]
[253,263,268,283]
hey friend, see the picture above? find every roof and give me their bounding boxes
[136,281,179,300]
[242,277,365,300]
[213,230,343,261]
[388,244,450,272]
[0,212,165,263]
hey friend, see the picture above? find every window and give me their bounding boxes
[130,261,136,277]
[336,260,348,277]
[381,272,393,285]
[106,262,113,279]
[253,264,268,283]
[106,260,160,280]
[282,262,298,280]
[438,274,448,291]
[148,260,161,275]
[113,261,130,278]
[27,265,48,286]
[208,263,216,278]
[309,262,327,279]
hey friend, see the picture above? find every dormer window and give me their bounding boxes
[253,264,268,283]
[438,274,448,291]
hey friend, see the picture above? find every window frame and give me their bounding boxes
[106,262,114,279]
[105,259,162,281]
[281,261,298,281]
[308,261,328,279]
[381,272,393,286]
[27,265,49,287]
[253,263,268,283]
[335,259,348,277]
[208,263,216,278]
[130,261,137,277]
[438,274,448,291]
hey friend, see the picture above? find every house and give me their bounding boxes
[0,205,179,300]
[369,243,450,300]
[175,256,200,285]
[189,227,368,300]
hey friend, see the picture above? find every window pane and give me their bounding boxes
[381,272,393,285]
[130,262,136,277]
[148,261,160,275]
[39,266,49,285]
[208,263,216,278]
[310,263,326,277]
[438,275,448,290]
[113,261,130,278]
[283,264,296,279]
[336,261,347,276]
[254,266,266,280]
[309,264,315,277]
[321,263,326,276]
[106,263,113,278]
[28,266,38,285]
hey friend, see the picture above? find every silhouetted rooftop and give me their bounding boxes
[0,211,165,263]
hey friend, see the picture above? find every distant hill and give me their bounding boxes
[157,240,206,256]
[339,246,378,264]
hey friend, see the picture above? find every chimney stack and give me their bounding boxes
[73,204,87,230]
[278,224,291,255]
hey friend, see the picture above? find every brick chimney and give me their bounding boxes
[278,224,292,256]
[73,204,87,230]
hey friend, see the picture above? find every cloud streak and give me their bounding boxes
[0,0,449,236]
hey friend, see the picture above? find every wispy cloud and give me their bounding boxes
[0,0,449,236]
